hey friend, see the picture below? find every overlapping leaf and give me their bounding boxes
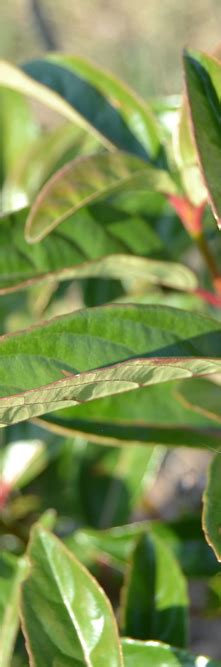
[0,207,196,294]
[0,304,220,426]
[203,453,221,561]
[21,526,123,667]
[22,54,161,160]
[25,151,176,242]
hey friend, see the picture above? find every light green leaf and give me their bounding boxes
[0,437,63,491]
[184,49,221,226]
[0,304,220,427]
[121,638,221,667]
[25,151,176,242]
[0,553,27,667]
[203,452,221,561]
[21,526,123,667]
[23,55,161,160]
[38,380,221,450]
[120,532,188,646]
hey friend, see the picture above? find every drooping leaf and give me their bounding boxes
[21,526,123,667]
[23,55,161,161]
[203,452,221,561]
[121,638,221,667]
[25,151,176,242]
[0,304,220,426]
[184,49,221,227]
[0,553,27,667]
[0,207,197,294]
[38,380,221,450]
[120,532,188,647]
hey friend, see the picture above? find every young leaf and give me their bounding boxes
[203,452,221,561]
[0,553,27,667]
[0,304,221,426]
[184,49,221,227]
[121,638,221,667]
[25,151,176,242]
[23,55,161,160]
[21,525,123,667]
[120,532,188,647]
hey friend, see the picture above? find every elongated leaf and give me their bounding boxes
[121,638,221,667]
[173,100,206,206]
[0,553,27,667]
[184,49,221,226]
[203,453,221,560]
[25,151,176,242]
[23,55,161,161]
[0,304,221,427]
[0,207,197,294]
[120,532,188,646]
[21,526,123,667]
[0,60,111,147]
[38,380,221,450]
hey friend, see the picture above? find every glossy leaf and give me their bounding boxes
[25,151,176,242]
[21,526,123,667]
[0,207,197,294]
[0,304,221,427]
[38,380,221,450]
[0,553,27,667]
[23,55,161,160]
[184,49,221,226]
[121,638,221,667]
[120,532,188,646]
[203,452,221,561]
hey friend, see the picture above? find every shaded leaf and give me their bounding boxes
[176,377,221,425]
[25,151,176,242]
[0,304,221,426]
[184,49,221,226]
[21,526,123,667]
[23,55,161,160]
[0,553,27,667]
[121,638,221,667]
[120,532,188,646]
[203,452,221,561]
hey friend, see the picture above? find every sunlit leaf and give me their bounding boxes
[21,526,123,667]
[121,638,221,667]
[0,553,27,667]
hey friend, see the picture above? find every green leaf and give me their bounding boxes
[0,87,38,213]
[173,100,206,206]
[66,516,220,578]
[0,553,27,667]
[120,532,188,647]
[0,207,197,294]
[0,304,221,427]
[176,377,221,425]
[0,436,63,491]
[0,60,110,147]
[184,49,221,226]
[38,380,221,450]
[21,526,123,667]
[203,452,221,561]
[23,55,161,161]
[121,638,221,667]
[25,151,176,242]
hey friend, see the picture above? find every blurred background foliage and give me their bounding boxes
[2,0,221,96]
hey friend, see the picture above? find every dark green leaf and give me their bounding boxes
[203,452,221,561]
[120,532,188,646]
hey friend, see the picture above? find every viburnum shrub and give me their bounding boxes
[1,49,221,666]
